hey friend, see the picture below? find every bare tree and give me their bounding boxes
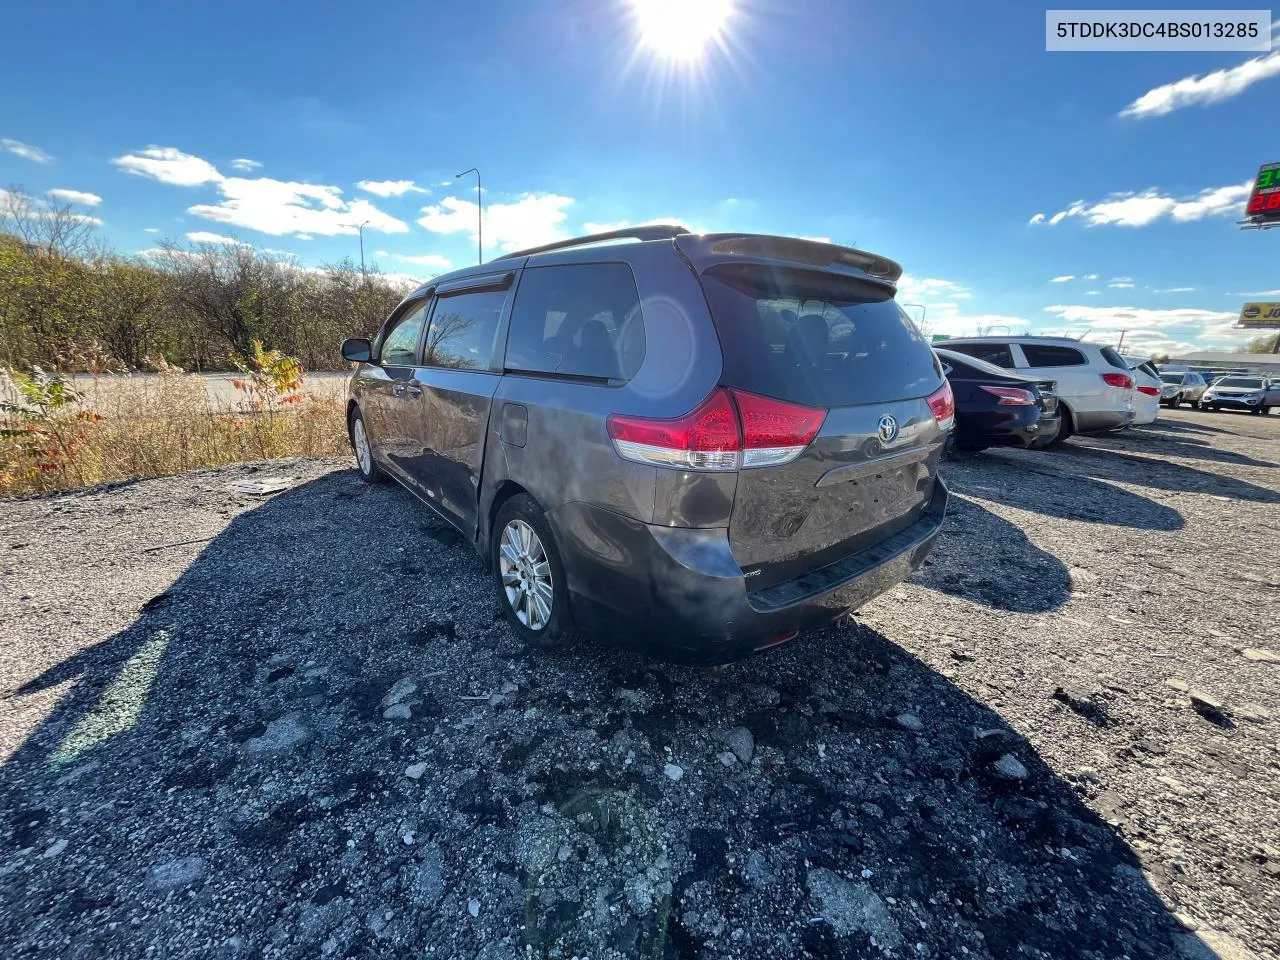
[0,184,98,259]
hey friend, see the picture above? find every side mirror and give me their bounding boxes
[341,337,372,363]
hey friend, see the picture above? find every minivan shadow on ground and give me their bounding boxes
[0,470,1200,959]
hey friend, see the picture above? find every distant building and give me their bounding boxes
[1166,351,1280,375]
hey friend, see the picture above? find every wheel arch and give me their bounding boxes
[483,480,532,567]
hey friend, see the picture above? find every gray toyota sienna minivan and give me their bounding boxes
[341,226,952,664]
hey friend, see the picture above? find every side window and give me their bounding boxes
[948,342,1014,368]
[423,288,508,370]
[1022,344,1086,367]
[379,301,428,366]
[505,263,646,381]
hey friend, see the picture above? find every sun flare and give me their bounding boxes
[631,0,733,61]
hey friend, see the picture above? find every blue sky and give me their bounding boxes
[2,0,1279,356]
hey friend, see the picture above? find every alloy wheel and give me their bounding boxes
[352,416,372,475]
[499,519,554,631]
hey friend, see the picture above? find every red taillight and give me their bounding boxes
[1101,372,1133,389]
[732,389,826,467]
[1136,385,1160,396]
[926,381,955,431]
[979,385,1036,405]
[605,388,825,471]
[606,388,740,471]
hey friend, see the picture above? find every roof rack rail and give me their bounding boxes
[491,224,691,262]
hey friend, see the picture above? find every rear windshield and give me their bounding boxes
[1159,373,1183,383]
[1216,377,1263,388]
[1098,346,1130,370]
[936,349,1012,379]
[699,264,942,408]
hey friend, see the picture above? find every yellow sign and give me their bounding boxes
[1238,302,1280,329]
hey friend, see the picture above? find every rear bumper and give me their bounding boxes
[550,480,949,665]
[956,407,1060,449]
[1074,408,1133,432]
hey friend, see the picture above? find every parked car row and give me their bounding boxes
[933,335,1136,450]
[1155,370,1278,414]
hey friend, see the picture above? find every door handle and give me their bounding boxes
[404,384,423,398]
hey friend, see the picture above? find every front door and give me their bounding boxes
[401,274,514,537]
[363,297,429,478]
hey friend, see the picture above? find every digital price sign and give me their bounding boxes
[1245,161,1280,222]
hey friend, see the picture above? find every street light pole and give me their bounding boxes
[455,167,482,264]
[358,220,370,280]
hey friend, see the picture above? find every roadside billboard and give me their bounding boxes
[1245,162,1280,224]
[1238,302,1280,329]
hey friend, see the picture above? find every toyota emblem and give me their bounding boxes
[877,414,899,443]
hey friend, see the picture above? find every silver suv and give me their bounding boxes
[1157,371,1207,408]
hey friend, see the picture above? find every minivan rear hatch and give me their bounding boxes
[691,248,948,591]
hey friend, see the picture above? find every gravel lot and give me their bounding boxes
[1,408,1277,960]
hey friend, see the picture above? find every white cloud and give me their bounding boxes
[295,233,313,240]
[1050,275,1074,283]
[262,247,296,257]
[143,227,159,233]
[897,275,973,301]
[1028,213,1045,225]
[418,193,574,251]
[356,179,429,197]
[2,138,53,164]
[112,146,225,186]
[1111,276,1133,282]
[47,188,102,206]
[229,158,263,172]
[1233,288,1280,296]
[1039,182,1251,227]
[1153,287,1196,293]
[439,180,452,187]
[1108,282,1135,289]
[377,251,452,270]
[1083,274,1098,280]
[185,230,242,245]
[1041,303,1245,354]
[1120,52,1280,118]
[1085,290,1102,296]
[188,177,408,237]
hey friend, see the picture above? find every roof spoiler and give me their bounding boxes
[676,233,902,285]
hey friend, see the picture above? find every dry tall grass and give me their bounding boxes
[0,371,349,498]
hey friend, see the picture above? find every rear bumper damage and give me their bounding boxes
[550,479,949,665]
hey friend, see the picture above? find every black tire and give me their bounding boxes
[348,406,386,484]
[1190,399,1201,410]
[491,494,577,651]
[1264,407,1273,416]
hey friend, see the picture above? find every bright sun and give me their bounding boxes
[631,0,733,61]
